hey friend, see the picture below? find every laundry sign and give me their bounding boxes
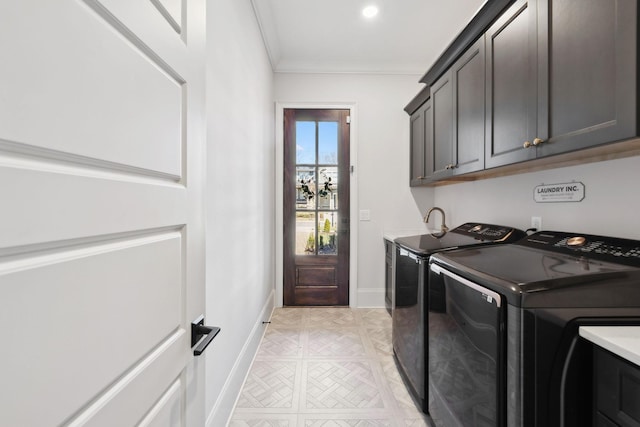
[534,182,585,203]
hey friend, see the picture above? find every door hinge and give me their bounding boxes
[346,115,351,124]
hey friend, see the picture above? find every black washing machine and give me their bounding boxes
[392,222,526,412]
[427,231,640,427]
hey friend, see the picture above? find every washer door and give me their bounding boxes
[392,247,427,408]
[428,264,505,427]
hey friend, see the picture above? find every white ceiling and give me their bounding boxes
[250,0,486,75]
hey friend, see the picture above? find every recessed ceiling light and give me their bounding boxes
[362,5,379,18]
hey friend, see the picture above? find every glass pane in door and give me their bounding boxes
[317,167,338,210]
[317,213,337,255]
[296,121,316,164]
[296,167,316,210]
[295,212,316,255]
[318,121,338,164]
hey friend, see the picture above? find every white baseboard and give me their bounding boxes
[356,288,386,308]
[205,289,275,427]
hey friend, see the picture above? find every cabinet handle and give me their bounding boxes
[533,138,544,146]
[416,176,424,179]
[523,141,532,148]
[445,164,456,170]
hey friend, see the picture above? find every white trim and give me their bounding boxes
[273,68,425,76]
[205,290,275,427]
[275,102,359,308]
[248,0,279,70]
[356,288,386,308]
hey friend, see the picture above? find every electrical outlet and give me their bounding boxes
[531,216,542,231]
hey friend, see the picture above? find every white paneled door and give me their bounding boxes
[0,1,206,426]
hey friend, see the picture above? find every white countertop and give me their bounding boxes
[580,326,640,366]
[383,229,435,242]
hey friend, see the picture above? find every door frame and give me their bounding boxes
[275,102,358,308]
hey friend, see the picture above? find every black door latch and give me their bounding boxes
[191,316,221,356]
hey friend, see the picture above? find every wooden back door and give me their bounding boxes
[283,109,350,306]
[0,1,206,425]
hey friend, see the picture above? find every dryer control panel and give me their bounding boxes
[518,231,640,266]
[453,222,526,241]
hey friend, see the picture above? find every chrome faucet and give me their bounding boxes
[424,207,449,233]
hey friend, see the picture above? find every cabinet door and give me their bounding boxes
[424,100,434,179]
[409,105,426,186]
[536,0,637,157]
[429,72,454,180]
[452,37,486,175]
[409,101,430,186]
[595,347,640,427]
[485,0,538,168]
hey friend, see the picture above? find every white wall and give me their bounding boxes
[275,73,433,307]
[205,0,275,424]
[434,154,640,240]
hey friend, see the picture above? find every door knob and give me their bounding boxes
[533,138,544,146]
[191,316,221,356]
[523,141,532,148]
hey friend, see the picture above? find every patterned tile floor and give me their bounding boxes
[228,307,430,427]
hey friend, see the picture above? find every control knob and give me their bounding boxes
[567,236,587,247]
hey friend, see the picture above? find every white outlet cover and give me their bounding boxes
[531,216,542,230]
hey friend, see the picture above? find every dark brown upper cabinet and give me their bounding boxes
[536,0,637,157]
[452,37,486,175]
[428,72,455,181]
[406,0,639,184]
[428,37,486,180]
[487,0,638,169]
[485,0,538,168]
[409,99,430,186]
[409,38,488,185]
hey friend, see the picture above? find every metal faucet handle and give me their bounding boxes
[424,206,448,233]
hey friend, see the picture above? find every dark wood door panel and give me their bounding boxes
[297,265,337,286]
[294,263,339,305]
[291,288,340,306]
